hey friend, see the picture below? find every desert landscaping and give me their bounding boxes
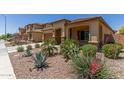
[9,51,76,79]
[8,47,124,79]
[6,39,124,79]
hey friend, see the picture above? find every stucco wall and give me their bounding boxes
[32,32,42,42]
[53,20,66,37]
[113,34,124,48]
[99,21,113,43]
[89,20,99,42]
[53,20,69,43]
[45,23,53,28]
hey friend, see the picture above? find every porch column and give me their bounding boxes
[61,28,65,43]
[61,37,65,43]
[42,33,44,41]
[65,27,70,39]
[52,29,55,41]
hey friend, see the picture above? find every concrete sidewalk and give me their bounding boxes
[0,40,16,79]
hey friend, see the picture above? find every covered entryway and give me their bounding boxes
[69,25,89,44]
[55,28,61,44]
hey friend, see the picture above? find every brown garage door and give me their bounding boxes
[44,33,53,40]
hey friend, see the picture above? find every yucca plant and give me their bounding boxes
[33,52,48,71]
[41,39,58,56]
[60,39,80,62]
[24,49,32,57]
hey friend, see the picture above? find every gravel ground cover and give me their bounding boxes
[105,52,124,79]
[9,47,124,79]
[97,51,124,79]
[9,48,76,79]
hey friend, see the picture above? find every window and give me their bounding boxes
[78,31,89,40]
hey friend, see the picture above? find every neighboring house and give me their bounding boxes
[24,23,44,42]
[18,27,28,41]
[18,16,114,45]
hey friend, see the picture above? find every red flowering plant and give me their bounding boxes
[90,59,102,78]
[72,55,111,79]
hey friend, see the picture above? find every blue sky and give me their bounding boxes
[0,14,124,35]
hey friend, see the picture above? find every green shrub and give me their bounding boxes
[102,43,122,59]
[71,56,111,79]
[33,52,48,71]
[26,45,32,50]
[24,50,32,57]
[41,39,58,56]
[17,46,24,52]
[60,39,80,62]
[10,41,16,46]
[0,33,13,40]
[80,44,97,57]
[119,26,124,34]
[35,44,40,48]
[115,42,123,50]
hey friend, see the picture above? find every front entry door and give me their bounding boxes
[55,29,61,45]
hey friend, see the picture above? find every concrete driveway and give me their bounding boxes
[0,40,16,79]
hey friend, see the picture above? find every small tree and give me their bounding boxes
[119,26,124,34]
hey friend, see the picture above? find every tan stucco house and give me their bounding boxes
[19,16,114,45]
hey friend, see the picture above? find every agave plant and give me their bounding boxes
[41,39,58,56]
[33,52,48,71]
[24,49,32,57]
[60,39,80,62]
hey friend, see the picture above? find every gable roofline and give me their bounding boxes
[71,16,101,23]
[24,23,43,27]
[52,19,71,23]
[98,17,114,33]
[24,19,71,27]
[70,16,114,33]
